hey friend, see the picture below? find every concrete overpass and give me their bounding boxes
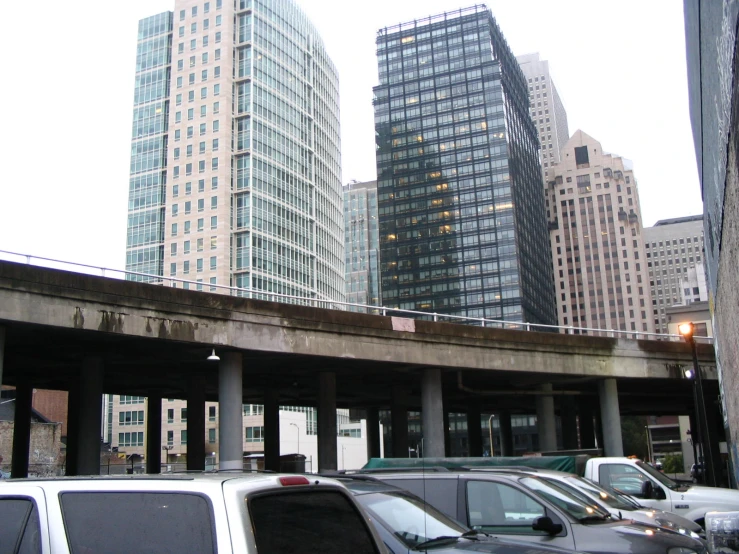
[0,260,718,475]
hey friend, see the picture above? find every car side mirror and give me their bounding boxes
[653,486,666,500]
[641,480,654,499]
[532,516,563,536]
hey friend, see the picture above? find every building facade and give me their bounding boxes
[643,215,706,333]
[546,131,654,334]
[374,5,556,326]
[126,0,345,304]
[343,180,381,310]
[125,13,173,282]
[516,53,570,182]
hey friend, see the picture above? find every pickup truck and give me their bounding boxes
[0,473,387,553]
[585,456,739,526]
[364,455,739,527]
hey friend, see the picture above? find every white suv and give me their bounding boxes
[0,473,386,554]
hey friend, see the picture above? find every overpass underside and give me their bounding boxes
[0,260,719,474]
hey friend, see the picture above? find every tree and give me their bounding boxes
[620,416,649,460]
[662,453,684,474]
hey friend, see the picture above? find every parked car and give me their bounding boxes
[337,475,586,554]
[507,467,702,538]
[0,473,386,553]
[370,469,707,554]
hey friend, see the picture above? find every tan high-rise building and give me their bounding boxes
[546,131,654,335]
[517,53,570,182]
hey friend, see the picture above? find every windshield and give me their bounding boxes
[356,491,469,549]
[635,461,679,490]
[564,476,635,511]
[520,477,610,521]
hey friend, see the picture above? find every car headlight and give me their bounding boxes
[655,518,678,529]
[667,548,698,554]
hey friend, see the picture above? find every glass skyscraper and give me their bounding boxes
[374,5,556,325]
[126,0,344,304]
[343,180,381,311]
[126,13,173,282]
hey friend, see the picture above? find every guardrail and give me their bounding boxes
[0,249,713,344]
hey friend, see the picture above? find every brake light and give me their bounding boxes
[279,476,310,486]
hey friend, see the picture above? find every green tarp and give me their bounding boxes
[362,455,586,474]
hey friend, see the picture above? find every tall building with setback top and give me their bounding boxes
[125,0,344,303]
[546,130,654,335]
[374,5,556,326]
[516,53,569,182]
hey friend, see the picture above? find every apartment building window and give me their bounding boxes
[119,432,144,447]
[245,426,264,442]
[208,429,216,443]
[181,408,187,422]
[167,409,174,423]
[167,431,174,446]
[181,430,188,445]
[119,411,144,425]
[209,406,217,421]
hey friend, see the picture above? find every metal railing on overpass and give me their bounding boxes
[0,249,713,344]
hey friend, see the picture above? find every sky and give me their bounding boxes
[0,0,700,272]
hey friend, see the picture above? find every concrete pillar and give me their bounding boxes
[65,383,80,475]
[317,372,337,471]
[78,357,103,475]
[467,401,483,457]
[421,368,445,458]
[578,399,596,449]
[11,382,33,478]
[536,384,557,452]
[146,394,162,474]
[0,326,5,392]
[187,375,206,471]
[263,388,280,472]
[560,398,579,450]
[219,352,243,470]
[391,386,409,458]
[598,379,624,456]
[366,407,381,459]
[499,411,514,456]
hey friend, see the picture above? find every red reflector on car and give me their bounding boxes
[279,476,310,486]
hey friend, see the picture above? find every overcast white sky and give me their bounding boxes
[0,0,699,271]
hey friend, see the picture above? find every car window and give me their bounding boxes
[356,491,468,549]
[382,477,458,519]
[60,492,216,554]
[598,464,650,497]
[0,498,41,554]
[466,480,546,535]
[250,490,380,554]
[564,476,634,511]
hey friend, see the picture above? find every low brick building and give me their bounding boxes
[0,398,64,476]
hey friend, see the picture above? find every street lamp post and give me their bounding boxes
[488,414,495,457]
[289,423,299,456]
[679,322,716,487]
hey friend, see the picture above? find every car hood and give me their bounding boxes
[427,537,586,554]
[573,520,705,552]
[681,485,739,508]
[629,508,703,533]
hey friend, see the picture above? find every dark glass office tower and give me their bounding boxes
[374,5,556,325]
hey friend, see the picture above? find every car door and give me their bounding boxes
[597,463,672,512]
[0,485,50,554]
[462,478,575,550]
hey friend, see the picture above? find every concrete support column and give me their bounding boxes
[598,379,624,456]
[218,352,243,470]
[466,401,483,457]
[78,357,104,475]
[421,368,445,458]
[560,398,579,450]
[317,372,337,471]
[391,386,409,458]
[578,399,596,449]
[536,384,557,452]
[187,375,206,471]
[499,411,514,456]
[365,407,381,460]
[146,394,162,474]
[65,383,80,475]
[263,388,280,472]
[11,382,33,478]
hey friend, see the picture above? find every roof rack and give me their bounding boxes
[459,466,539,473]
[355,466,450,474]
